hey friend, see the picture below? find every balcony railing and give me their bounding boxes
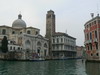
[52,49,76,52]
[93,38,98,42]
[84,40,92,44]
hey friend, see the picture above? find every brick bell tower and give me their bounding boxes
[45,10,56,57]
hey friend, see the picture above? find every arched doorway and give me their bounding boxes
[25,40,31,50]
[37,47,41,57]
[37,41,41,57]
[25,40,31,60]
[44,43,48,56]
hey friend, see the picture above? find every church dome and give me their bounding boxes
[12,14,26,28]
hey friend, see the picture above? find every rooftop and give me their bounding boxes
[84,14,100,26]
[53,32,76,40]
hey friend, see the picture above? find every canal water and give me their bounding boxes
[0,59,99,75]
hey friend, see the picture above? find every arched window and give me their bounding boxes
[44,43,47,48]
[37,47,41,56]
[25,40,31,50]
[27,30,31,34]
[12,31,15,34]
[2,29,6,35]
[36,31,38,35]
[37,42,41,46]
[37,49,40,54]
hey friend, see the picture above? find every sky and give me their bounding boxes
[0,0,99,46]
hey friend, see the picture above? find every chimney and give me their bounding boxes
[91,13,94,18]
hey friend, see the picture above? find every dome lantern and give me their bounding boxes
[18,14,22,19]
[12,14,26,28]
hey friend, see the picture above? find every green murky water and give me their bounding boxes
[0,59,98,75]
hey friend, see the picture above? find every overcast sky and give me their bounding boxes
[0,0,99,46]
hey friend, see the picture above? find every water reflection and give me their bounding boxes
[0,61,8,75]
[0,60,87,75]
[46,60,76,75]
[85,61,100,75]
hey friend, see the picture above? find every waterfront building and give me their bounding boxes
[0,14,49,60]
[84,14,100,60]
[45,10,76,59]
[76,46,85,58]
[52,32,76,59]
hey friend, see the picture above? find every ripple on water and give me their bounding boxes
[0,59,88,75]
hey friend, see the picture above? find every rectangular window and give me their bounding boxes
[44,50,47,56]
[88,46,89,50]
[57,38,59,43]
[13,47,15,50]
[90,44,92,50]
[10,46,12,50]
[98,20,100,23]
[53,45,55,49]
[90,32,92,40]
[61,38,63,43]
[57,45,59,50]
[61,45,63,50]
[92,22,94,25]
[47,15,51,18]
[87,33,89,40]
[96,43,98,50]
[53,39,55,43]
[94,21,96,24]
[85,34,87,40]
[89,23,91,27]
[87,25,88,28]
[95,31,97,38]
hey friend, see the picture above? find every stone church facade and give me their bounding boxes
[0,14,49,60]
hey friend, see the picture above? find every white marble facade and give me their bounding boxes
[52,32,76,58]
[0,14,49,60]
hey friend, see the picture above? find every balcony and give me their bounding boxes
[84,40,92,44]
[93,38,98,42]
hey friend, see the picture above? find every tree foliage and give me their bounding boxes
[1,36,8,53]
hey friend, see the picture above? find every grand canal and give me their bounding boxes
[0,59,99,75]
